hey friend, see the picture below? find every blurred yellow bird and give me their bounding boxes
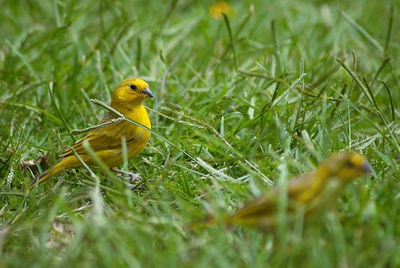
[29,78,153,188]
[196,152,371,229]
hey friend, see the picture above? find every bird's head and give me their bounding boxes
[112,78,153,106]
[324,152,372,181]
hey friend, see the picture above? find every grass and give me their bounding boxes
[1,0,400,267]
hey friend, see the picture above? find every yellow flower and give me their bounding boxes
[209,1,236,19]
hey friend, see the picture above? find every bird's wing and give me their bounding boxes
[229,194,278,220]
[229,172,315,222]
[59,120,137,158]
[286,171,315,199]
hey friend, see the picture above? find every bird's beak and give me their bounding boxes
[141,87,153,98]
[362,161,373,174]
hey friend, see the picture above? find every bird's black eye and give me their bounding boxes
[345,160,356,168]
[130,84,137,91]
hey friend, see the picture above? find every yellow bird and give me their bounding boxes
[196,152,371,229]
[29,78,153,188]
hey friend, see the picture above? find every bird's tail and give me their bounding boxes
[28,157,77,190]
[187,215,219,230]
[29,171,49,188]
[28,165,59,189]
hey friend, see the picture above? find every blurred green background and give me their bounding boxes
[1,0,400,267]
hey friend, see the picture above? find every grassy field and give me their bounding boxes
[1,0,400,267]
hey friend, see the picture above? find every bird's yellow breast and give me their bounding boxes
[125,105,151,158]
[126,105,151,131]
